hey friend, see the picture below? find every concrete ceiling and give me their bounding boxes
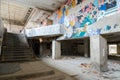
[0,1,31,26]
[102,32,120,42]
[0,0,66,32]
[2,0,66,11]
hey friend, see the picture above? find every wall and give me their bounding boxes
[3,23,24,33]
[50,0,120,40]
[25,8,51,29]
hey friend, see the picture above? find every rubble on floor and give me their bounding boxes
[42,56,120,80]
[101,61,120,80]
[60,56,80,60]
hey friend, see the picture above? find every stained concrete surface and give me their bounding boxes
[42,56,120,80]
[0,63,20,75]
[0,61,76,80]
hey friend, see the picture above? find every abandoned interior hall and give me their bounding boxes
[0,0,120,80]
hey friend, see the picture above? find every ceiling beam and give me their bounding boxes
[52,0,67,4]
[36,7,54,13]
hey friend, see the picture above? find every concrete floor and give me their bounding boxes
[42,56,120,80]
[0,61,76,80]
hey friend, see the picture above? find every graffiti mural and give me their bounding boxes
[53,0,119,39]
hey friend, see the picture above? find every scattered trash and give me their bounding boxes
[80,63,90,69]
[92,71,98,74]
[61,56,79,60]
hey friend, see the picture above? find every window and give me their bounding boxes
[109,44,117,55]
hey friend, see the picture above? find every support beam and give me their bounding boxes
[84,39,89,58]
[37,7,54,13]
[40,43,43,56]
[52,40,61,59]
[90,35,108,72]
[117,43,120,55]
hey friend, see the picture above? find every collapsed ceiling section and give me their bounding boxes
[0,0,67,32]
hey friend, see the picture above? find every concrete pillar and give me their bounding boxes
[90,35,108,72]
[52,40,61,59]
[117,44,120,55]
[0,38,2,55]
[40,43,43,56]
[0,45,1,55]
[84,39,89,58]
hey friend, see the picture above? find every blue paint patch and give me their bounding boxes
[106,25,111,31]
[79,31,86,37]
[72,33,80,38]
[72,31,86,38]
[93,0,99,7]
[59,15,65,24]
[96,28,102,34]
[99,4,107,10]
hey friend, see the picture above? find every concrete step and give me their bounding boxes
[2,50,33,53]
[2,55,34,61]
[2,53,33,56]
[2,46,30,49]
[0,69,55,80]
[25,74,65,80]
[2,55,33,57]
[2,58,34,62]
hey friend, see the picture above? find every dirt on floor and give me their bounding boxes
[0,61,77,80]
[42,56,120,80]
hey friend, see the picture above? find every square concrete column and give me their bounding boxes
[52,40,61,59]
[117,44,120,55]
[90,35,108,72]
[84,39,89,58]
[39,43,43,56]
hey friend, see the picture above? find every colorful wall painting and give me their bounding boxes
[52,0,120,39]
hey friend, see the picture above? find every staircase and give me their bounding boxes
[1,32,35,61]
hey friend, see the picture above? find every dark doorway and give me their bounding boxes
[61,38,90,57]
[28,39,40,57]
